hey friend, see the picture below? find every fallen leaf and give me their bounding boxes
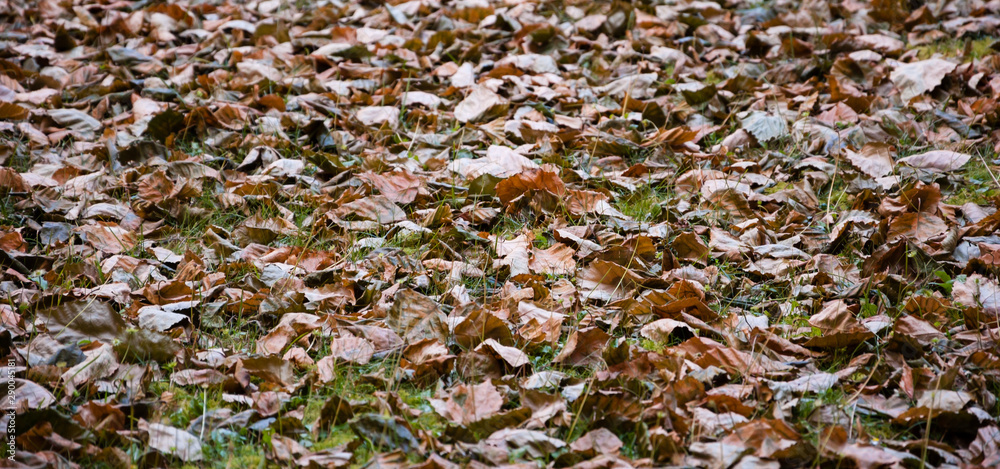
[144,421,204,462]
[741,111,789,143]
[328,333,376,365]
[890,59,956,102]
[846,143,895,178]
[897,150,972,172]
[455,86,508,123]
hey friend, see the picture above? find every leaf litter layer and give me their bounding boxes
[1,0,1000,467]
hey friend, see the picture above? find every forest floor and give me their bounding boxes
[2,0,1000,467]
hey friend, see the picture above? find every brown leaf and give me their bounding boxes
[476,338,529,368]
[496,168,565,207]
[672,337,782,376]
[454,86,508,123]
[333,195,408,224]
[0,168,29,193]
[819,426,900,469]
[577,260,642,302]
[951,274,1000,327]
[48,108,102,139]
[816,102,859,126]
[328,333,376,365]
[529,243,576,275]
[916,390,972,413]
[887,212,948,242]
[61,344,118,394]
[640,318,695,344]
[430,381,504,425]
[0,102,28,120]
[356,106,400,129]
[454,309,512,349]
[76,223,136,254]
[553,327,610,367]
[484,428,566,459]
[358,170,424,204]
[232,215,298,245]
[890,59,956,102]
[171,369,239,390]
[38,300,126,344]
[672,232,711,262]
[845,143,895,179]
[897,150,972,173]
[74,401,126,433]
[143,421,204,462]
[808,300,861,332]
[451,145,539,180]
[387,289,449,344]
[569,428,623,456]
[238,355,296,387]
[893,315,944,347]
[565,190,629,219]
[16,379,56,411]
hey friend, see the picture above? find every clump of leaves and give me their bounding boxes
[1,0,999,467]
